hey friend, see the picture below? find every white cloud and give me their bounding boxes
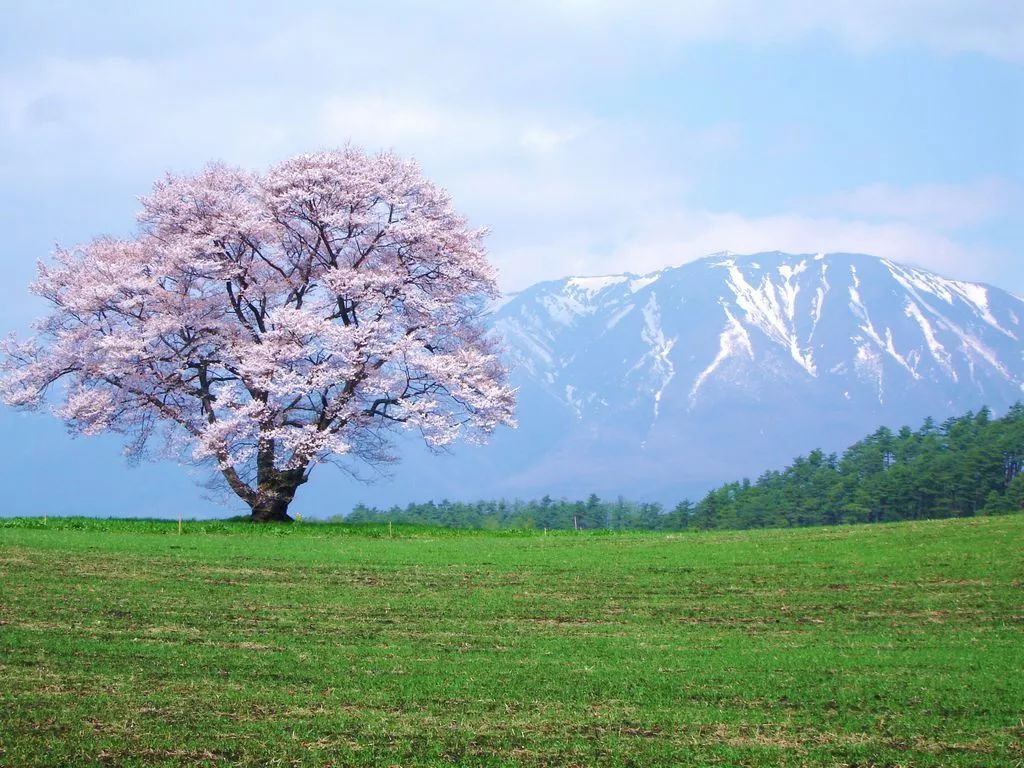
[0,56,297,180]
[487,205,1012,290]
[318,97,517,155]
[520,124,585,154]
[615,209,991,274]
[822,178,1017,230]
[544,0,1024,62]
[0,2,1019,303]
[2,55,1010,293]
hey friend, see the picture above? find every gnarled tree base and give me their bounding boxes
[247,512,292,524]
[238,456,303,524]
[249,504,294,523]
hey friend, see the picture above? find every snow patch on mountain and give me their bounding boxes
[723,259,817,376]
[566,275,630,296]
[854,343,885,403]
[630,274,660,293]
[637,293,677,418]
[690,303,753,405]
[606,303,635,330]
[808,261,831,343]
[885,262,1017,340]
[565,384,584,418]
[903,300,956,379]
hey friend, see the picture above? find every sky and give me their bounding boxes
[0,1,1021,516]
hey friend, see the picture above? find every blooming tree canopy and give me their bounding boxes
[1,149,516,521]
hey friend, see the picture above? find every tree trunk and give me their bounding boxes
[248,467,306,523]
[250,494,295,523]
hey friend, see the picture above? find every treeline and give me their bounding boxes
[341,405,1024,531]
[343,494,678,531]
[694,404,1024,529]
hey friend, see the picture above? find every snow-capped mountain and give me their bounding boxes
[497,251,1023,411]
[347,251,1024,506]
[467,251,1024,501]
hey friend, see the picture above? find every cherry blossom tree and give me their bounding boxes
[1,148,516,522]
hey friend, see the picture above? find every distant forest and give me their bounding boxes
[341,405,1024,531]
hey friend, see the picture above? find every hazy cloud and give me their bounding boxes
[822,179,1018,230]
[0,1,1019,308]
[491,205,1005,290]
[546,0,1024,62]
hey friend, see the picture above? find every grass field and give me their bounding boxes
[0,515,1021,767]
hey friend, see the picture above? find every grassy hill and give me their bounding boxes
[1,515,1021,766]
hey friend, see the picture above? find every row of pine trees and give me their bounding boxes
[341,405,1024,531]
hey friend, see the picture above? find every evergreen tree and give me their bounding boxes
[337,404,1024,532]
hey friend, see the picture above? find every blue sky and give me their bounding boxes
[0,1,1021,516]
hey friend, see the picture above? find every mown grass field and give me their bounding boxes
[0,515,1021,767]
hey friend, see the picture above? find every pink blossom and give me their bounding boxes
[0,148,516,521]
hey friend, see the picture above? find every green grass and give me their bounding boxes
[1,516,1021,767]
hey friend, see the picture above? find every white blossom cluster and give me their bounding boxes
[1,148,516,509]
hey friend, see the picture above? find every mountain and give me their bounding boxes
[337,251,1024,508]
[478,252,1024,498]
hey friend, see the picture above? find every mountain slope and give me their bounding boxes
[474,252,1024,501]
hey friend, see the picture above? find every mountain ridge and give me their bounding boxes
[494,250,1022,403]
[465,251,1024,501]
